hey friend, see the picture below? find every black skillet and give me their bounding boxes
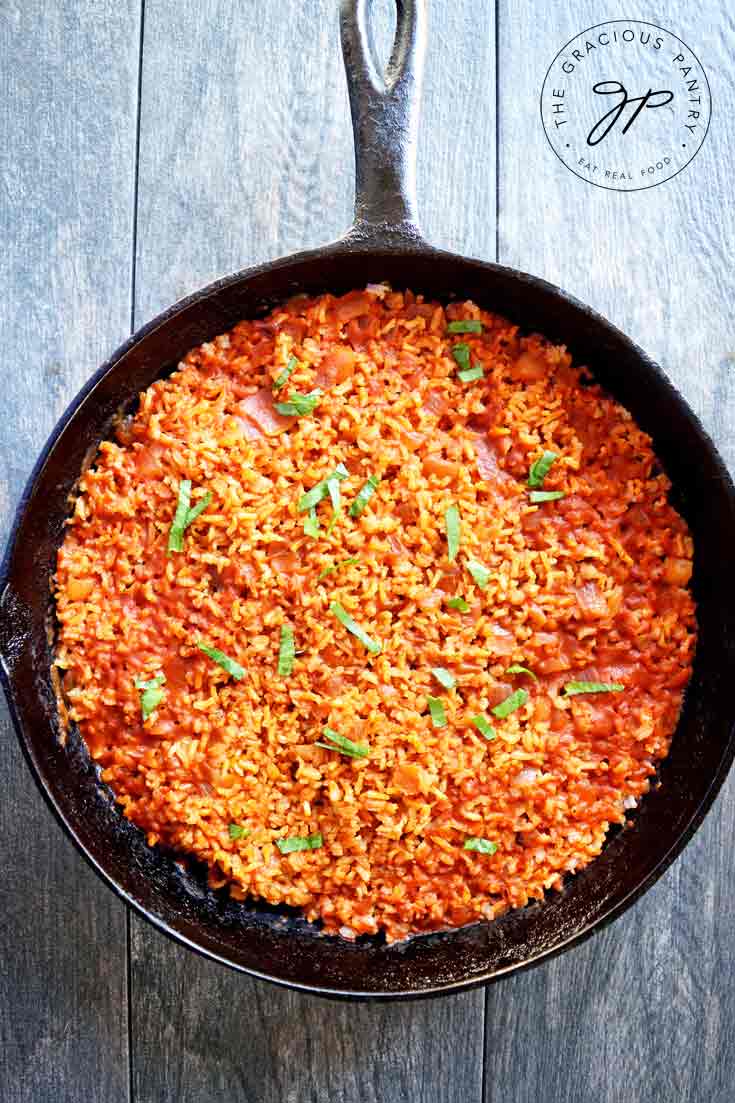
[2,0,734,1000]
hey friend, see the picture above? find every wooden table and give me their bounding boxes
[2,2,733,1099]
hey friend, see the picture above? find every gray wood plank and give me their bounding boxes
[487,3,735,1101]
[133,0,497,323]
[0,2,141,1101]
[133,929,484,1103]
[130,2,494,1101]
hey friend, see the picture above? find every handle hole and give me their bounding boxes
[365,0,398,88]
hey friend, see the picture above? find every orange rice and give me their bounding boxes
[54,286,696,942]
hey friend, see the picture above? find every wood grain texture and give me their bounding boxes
[132,0,496,324]
[130,2,493,1101]
[487,3,735,1101]
[0,1,140,1101]
[132,929,484,1103]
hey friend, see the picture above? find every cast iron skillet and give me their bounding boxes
[1,0,734,1000]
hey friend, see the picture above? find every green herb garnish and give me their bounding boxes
[471,714,496,740]
[274,389,322,417]
[445,504,461,561]
[167,480,212,554]
[447,320,483,334]
[431,667,456,690]
[451,344,471,372]
[464,837,498,855]
[330,601,382,655]
[427,696,447,728]
[298,463,349,512]
[134,673,166,721]
[325,473,343,535]
[529,490,566,503]
[563,681,624,696]
[466,558,491,590]
[277,625,295,676]
[458,364,485,383]
[185,491,212,527]
[349,474,380,518]
[528,450,558,488]
[228,823,250,840]
[317,556,359,581]
[276,833,323,854]
[506,664,538,682]
[304,508,320,538]
[315,726,370,759]
[447,596,470,612]
[197,642,245,680]
[491,689,528,718]
[168,480,191,554]
[274,355,298,390]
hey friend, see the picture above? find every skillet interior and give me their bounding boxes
[2,240,735,998]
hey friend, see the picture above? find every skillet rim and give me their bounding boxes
[2,236,735,1000]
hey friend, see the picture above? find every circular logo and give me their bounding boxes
[540,20,711,191]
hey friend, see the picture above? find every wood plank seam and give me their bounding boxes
[128,3,147,1102]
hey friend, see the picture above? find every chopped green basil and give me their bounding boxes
[563,681,624,696]
[466,558,491,590]
[529,490,566,503]
[445,504,461,561]
[431,666,456,690]
[451,343,471,372]
[528,450,558,488]
[134,673,166,721]
[315,726,370,759]
[325,474,342,535]
[274,389,322,417]
[427,695,447,728]
[447,596,470,612]
[327,477,341,511]
[349,474,380,518]
[464,837,498,855]
[491,688,528,718]
[197,642,245,680]
[167,480,191,554]
[298,463,349,512]
[166,480,211,555]
[228,823,250,840]
[277,625,295,677]
[458,364,485,383]
[330,601,381,655]
[304,507,320,538]
[317,556,359,581]
[168,481,212,555]
[471,714,496,740]
[447,319,483,334]
[276,833,323,855]
[274,355,298,390]
[185,491,212,527]
[506,664,537,682]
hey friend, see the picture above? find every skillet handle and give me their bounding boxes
[340,0,427,245]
